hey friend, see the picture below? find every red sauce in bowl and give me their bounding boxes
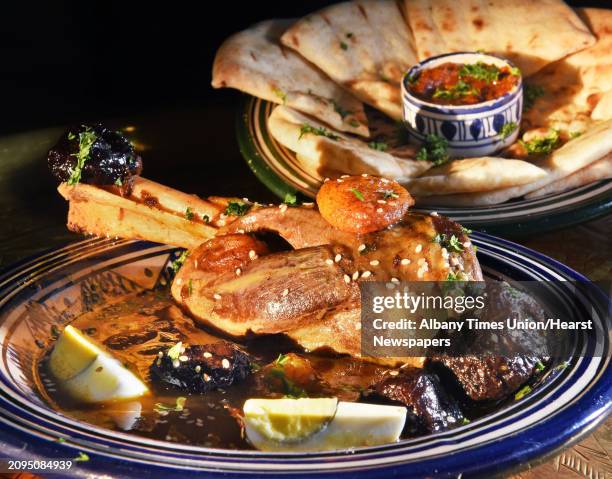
[407,62,520,106]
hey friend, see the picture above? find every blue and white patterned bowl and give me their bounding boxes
[0,236,609,478]
[401,52,523,158]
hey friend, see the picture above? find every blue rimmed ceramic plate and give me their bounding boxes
[237,96,612,237]
[0,235,609,478]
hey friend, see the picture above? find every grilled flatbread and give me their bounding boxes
[522,8,612,132]
[268,105,431,181]
[525,154,612,199]
[418,119,612,206]
[280,0,417,120]
[212,19,369,137]
[407,157,547,196]
[403,0,595,77]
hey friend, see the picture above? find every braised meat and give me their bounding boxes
[150,341,252,393]
[369,368,464,435]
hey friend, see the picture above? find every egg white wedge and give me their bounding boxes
[244,398,407,452]
[48,325,149,403]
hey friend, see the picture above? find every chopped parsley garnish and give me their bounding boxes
[535,360,546,372]
[67,127,97,185]
[514,385,532,400]
[433,80,478,101]
[446,271,460,281]
[67,132,76,140]
[166,341,183,361]
[416,134,450,166]
[459,62,501,83]
[379,189,399,200]
[348,119,360,127]
[269,355,307,398]
[510,66,521,77]
[350,188,365,201]
[340,41,348,50]
[570,131,582,140]
[407,72,419,84]
[74,452,90,462]
[188,279,193,296]
[368,141,388,151]
[332,100,352,118]
[283,192,299,206]
[555,361,570,371]
[185,207,194,220]
[114,177,123,187]
[432,233,464,252]
[461,226,472,235]
[523,84,545,111]
[154,396,187,413]
[460,417,471,425]
[271,86,287,104]
[345,32,353,38]
[299,124,340,141]
[500,121,518,139]
[56,437,66,443]
[519,129,560,156]
[171,250,189,273]
[225,201,252,216]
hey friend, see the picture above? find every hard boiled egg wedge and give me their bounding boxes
[48,325,149,403]
[244,398,407,452]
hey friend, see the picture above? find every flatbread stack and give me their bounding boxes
[212,1,612,206]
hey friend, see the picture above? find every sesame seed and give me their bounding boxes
[179,355,189,362]
[282,288,289,297]
[237,229,245,234]
[325,258,334,265]
[430,211,439,217]
[358,244,366,252]
[203,373,211,382]
[377,199,387,204]
[391,277,400,283]
[334,253,342,263]
[176,278,182,285]
[158,351,164,358]
[401,258,410,265]
[235,268,241,276]
[370,259,380,266]
[195,365,201,373]
[381,178,389,184]
[415,244,423,253]
[194,260,198,268]
[213,293,222,300]
[279,203,288,213]
[377,208,384,213]
[352,271,359,280]
[361,173,368,177]
[249,250,258,260]
[343,274,351,283]
[389,370,400,376]
[172,359,180,368]
[203,352,212,358]
[361,270,372,278]
[242,197,249,203]
[340,174,349,178]
[303,202,314,207]
[222,358,231,369]
[324,177,330,183]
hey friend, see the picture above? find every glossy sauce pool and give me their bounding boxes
[37,290,389,449]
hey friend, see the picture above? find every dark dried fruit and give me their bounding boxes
[150,341,252,393]
[48,124,142,190]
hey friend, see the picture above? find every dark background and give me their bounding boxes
[0,0,607,133]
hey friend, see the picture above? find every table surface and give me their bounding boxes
[0,106,609,478]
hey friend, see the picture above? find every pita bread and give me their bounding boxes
[525,154,612,199]
[268,105,431,181]
[418,119,612,206]
[407,157,547,196]
[523,8,612,132]
[403,0,595,78]
[280,0,417,120]
[212,19,369,137]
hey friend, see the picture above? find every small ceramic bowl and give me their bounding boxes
[401,52,523,158]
